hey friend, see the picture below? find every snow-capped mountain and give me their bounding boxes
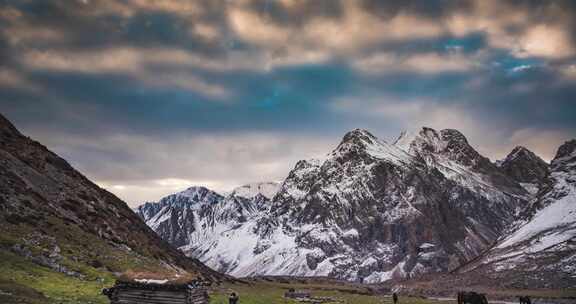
[137,128,549,283]
[453,140,576,288]
[395,127,527,197]
[136,187,225,248]
[136,183,279,248]
[497,146,549,195]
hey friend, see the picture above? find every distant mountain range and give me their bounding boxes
[136,127,576,287]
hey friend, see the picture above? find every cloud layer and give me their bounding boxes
[1,0,575,205]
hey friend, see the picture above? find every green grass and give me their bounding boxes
[209,280,456,304]
[0,216,186,304]
[0,249,112,304]
[0,279,48,304]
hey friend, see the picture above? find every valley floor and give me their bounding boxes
[209,277,576,304]
[209,279,447,304]
[1,252,574,304]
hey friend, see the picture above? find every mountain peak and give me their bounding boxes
[341,129,378,145]
[332,128,411,164]
[396,127,444,154]
[393,130,418,152]
[439,128,469,145]
[393,127,470,154]
[503,146,548,166]
[393,127,448,153]
[181,185,211,195]
[0,112,14,127]
[185,185,209,191]
[392,126,526,195]
[0,113,22,141]
[230,182,280,200]
[506,146,537,161]
[511,145,530,153]
[498,145,548,186]
[551,139,576,171]
[333,129,380,156]
[554,139,576,160]
[167,186,223,204]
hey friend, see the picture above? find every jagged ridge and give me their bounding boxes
[140,127,539,283]
[452,140,576,289]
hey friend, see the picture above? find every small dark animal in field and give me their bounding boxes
[229,292,239,304]
[518,296,532,304]
[457,291,489,304]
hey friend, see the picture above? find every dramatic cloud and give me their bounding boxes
[1,0,575,205]
[0,68,39,92]
[517,25,574,59]
[21,48,233,98]
[352,52,476,74]
[28,128,334,204]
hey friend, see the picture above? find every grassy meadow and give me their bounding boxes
[0,249,111,304]
[209,279,454,304]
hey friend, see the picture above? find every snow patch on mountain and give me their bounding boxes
[230,182,280,200]
[498,142,576,252]
[331,129,413,166]
[393,130,418,152]
[498,190,575,251]
[181,221,336,277]
[453,140,576,288]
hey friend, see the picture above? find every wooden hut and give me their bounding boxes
[102,278,209,304]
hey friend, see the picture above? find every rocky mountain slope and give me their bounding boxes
[136,182,280,273]
[139,127,540,283]
[0,113,223,303]
[497,146,549,194]
[452,139,576,288]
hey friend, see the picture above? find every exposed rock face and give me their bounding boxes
[396,128,527,196]
[455,139,576,288]
[0,113,222,281]
[497,146,549,194]
[137,182,280,275]
[140,127,530,282]
[137,187,225,248]
[135,184,280,250]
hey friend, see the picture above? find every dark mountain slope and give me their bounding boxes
[498,146,549,194]
[0,113,224,303]
[444,139,576,289]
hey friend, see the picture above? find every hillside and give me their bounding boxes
[0,113,224,303]
[452,139,576,288]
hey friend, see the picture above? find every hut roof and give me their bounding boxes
[117,270,208,286]
[109,280,205,291]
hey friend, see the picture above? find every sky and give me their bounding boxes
[1,0,575,206]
